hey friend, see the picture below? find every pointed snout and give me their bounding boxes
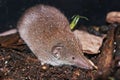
[74,55,97,70]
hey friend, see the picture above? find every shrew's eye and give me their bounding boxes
[72,57,75,60]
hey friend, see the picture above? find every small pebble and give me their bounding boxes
[73,70,80,76]
[5,61,8,64]
[99,25,109,33]
[113,49,116,53]
[42,65,47,70]
[114,42,116,45]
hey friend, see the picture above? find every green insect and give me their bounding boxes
[70,15,88,30]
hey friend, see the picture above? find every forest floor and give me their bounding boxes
[0,24,120,80]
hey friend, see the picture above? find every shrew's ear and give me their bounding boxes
[51,43,64,59]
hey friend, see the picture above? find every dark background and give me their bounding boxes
[0,0,120,33]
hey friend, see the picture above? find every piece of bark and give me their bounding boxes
[95,24,116,79]
[0,33,26,51]
[106,12,120,23]
[0,33,19,47]
[0,29,17,36]
[73,30,105,54]
[114,24,120,67]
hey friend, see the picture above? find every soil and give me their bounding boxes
[0,35,93,80]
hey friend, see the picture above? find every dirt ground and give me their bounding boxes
[0,24,120,80]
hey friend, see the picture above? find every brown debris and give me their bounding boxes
[106,12,120,23]
[73,30,105,54]
[0,33,28,52]
[114,24,120,64]
[94,24,116,79]
[0,33,22,48]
